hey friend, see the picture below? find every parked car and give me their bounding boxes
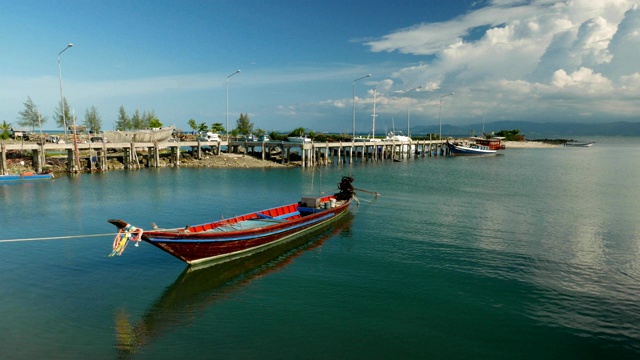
[198,132,221,142]
[257,135,270,142]
[90,136,107,143]
[238,134,256,141]
[46,135,61,144]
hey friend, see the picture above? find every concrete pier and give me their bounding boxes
[0,138,449,174]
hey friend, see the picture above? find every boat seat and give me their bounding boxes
[274,211,299,220]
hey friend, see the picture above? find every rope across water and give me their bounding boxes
[0,233,114,243]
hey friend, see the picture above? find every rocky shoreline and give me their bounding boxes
[2,151,293,175]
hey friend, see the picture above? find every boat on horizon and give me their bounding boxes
[108,176,358,265]
[565,141,595,147]
[447,141,497,156]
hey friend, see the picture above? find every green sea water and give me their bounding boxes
[1,137,639,359]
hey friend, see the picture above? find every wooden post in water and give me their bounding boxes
[349,142,353,164]
[102,142,107,170]
[129,141,137,169]
[32,149,40,173]
[0,142,6,174]
[66,149,74,172]
[88,147,94,172]
[153,141,160,168]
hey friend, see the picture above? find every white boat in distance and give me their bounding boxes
[385,131,411,142]
[353,135,382,142]
[565,141,595,147]
[104,126,175,143]
[287,136,312,143]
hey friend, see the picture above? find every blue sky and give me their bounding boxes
[2,0,640,135]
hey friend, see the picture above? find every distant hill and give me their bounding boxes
[410,121,640,138]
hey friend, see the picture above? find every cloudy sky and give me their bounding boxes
[1,0,639,134]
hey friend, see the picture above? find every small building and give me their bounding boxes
[9,128,29,140]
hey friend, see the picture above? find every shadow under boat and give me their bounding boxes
[114,213,354,356]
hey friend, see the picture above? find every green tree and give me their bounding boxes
[187,119,198,133]
[197,122,208,132]
[83,105,102,133]
[116,106,131,130]
[254,128,266,136]
[130,110,146,130]
[288,127,306,137]
[0,120,11,140]
[18,96,45,131]
[269,131,280,141]
[149,118,162,128]
[210,122,225,133]
[54,97,72,130]
[495,129,521,141]
[144,110,162,128]
[235,113,253,135]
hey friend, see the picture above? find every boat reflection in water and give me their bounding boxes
[114,213,354,355]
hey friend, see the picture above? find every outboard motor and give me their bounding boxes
[336,176,355,200]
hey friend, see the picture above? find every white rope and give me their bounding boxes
[0,233,114,243]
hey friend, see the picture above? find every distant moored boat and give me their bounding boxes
[565,141,595,147]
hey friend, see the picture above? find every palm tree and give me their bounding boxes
[0,120,11,140]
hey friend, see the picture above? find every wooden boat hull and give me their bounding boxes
[103,126,174,143]
[109,195,353,265]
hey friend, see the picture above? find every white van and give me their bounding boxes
[198,132,221,142]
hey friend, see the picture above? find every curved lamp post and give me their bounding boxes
[439,92,454,140]
[400,85,423,137]
[352,74,371,140]
[57,43,73,141]
[226,70,241,141]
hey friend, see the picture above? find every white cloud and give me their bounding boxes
[551,67,613,92]
[363,0,640,123]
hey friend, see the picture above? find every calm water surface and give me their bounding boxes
[1,137,639,359]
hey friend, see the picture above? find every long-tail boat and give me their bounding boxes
[0,172,54,181]
[108,176,357,265]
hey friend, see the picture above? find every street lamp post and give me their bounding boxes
[439,92,454,140]
[57,43,73,141]
[401,85,423,137]
[352,74,371,140]
[226,70,241,141]
[371,87,378,139]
